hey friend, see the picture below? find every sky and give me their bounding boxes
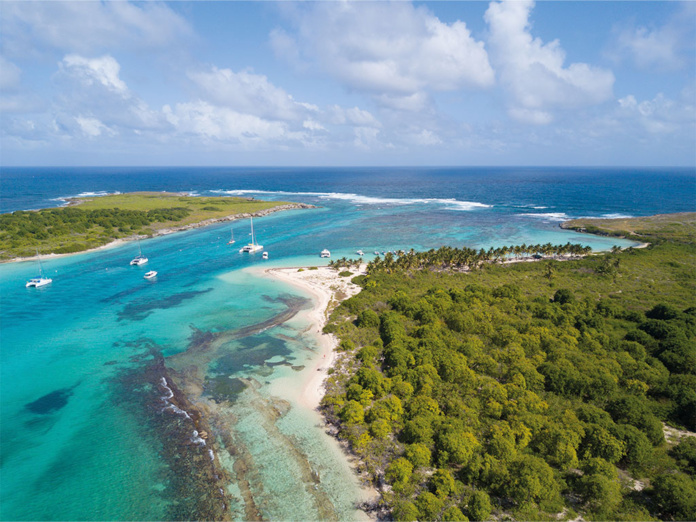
[1,1,694,167]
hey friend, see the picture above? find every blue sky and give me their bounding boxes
[1,1,694,167]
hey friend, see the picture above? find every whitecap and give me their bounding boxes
[191,430,206,446]
[159,378,191,419]
[601,213,633,219]
[519,212,569,222]
[209,189,491,210]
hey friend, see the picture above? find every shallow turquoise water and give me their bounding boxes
[2,167,693,520]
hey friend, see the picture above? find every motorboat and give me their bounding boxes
[262,252,269,260]
[144,271,157,279]
[356,250,364,256]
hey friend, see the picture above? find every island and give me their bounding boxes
[0,192,314,261]
[307,213,695,522]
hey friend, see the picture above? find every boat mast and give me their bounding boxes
[36,248,43,277]
[250,217,256,246]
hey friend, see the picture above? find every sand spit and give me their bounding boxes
[260,264,366,410]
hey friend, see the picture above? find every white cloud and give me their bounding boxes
[0,57,22,91]
[61,55,128,94]
[55,54,165,132]
[485,0,614,124]
[275,2,494,110]
[163,101,290,144]
[0,56,43,113]
[188,67,312,122]
[614,26,682,71]
[616,90,695,135]
[303,119,325,132]
[75,116,112,138]
[329,106,380,127]
[1,1,192,57]
[609,4,695,72]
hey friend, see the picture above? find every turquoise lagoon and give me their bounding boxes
[1,167,693,520]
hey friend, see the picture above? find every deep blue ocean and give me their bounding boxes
[0,167,694,521]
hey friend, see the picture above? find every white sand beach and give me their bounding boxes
[260,264,366,409]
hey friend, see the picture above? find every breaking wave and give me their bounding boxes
[51,191,121,206]
[519,212,570,222]
[209,189,491,210]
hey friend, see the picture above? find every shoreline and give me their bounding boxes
[258,264,366,410]
[254,263,379,514]
[2,203,315,265]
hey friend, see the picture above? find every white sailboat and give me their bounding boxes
[26,249,52,288]
[130,241,148,266]
[227,228,235,245]
[239,217,263,253]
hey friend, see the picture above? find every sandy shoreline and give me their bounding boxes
[2,203,314,264]
[258,264,366,410]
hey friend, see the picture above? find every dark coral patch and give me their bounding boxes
[26,388,74,415]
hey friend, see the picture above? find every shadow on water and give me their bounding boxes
[117,288,213,322]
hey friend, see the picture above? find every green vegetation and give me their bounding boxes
[562,212,696,245]
[322,215,696,521]
[0,192,297,260]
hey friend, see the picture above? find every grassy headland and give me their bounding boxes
[562,212,696,245]
[0,192,311,261]
[322,213,696,521]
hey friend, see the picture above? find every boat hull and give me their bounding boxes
[26,278,52,288]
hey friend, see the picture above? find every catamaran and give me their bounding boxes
[227,228,235,245]
[130,241,148,266]
[320,249,331,258]
[239,217,263,253]
[26,250,53,288]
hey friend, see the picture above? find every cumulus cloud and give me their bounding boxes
[163,101,290,144]
[613,26,683,71]
[485,0,614,124]
[61,55,128,94]
[1,1,192,57]
[616,89,696,135]
[608,4,695,72]
[75,116,113,138]
[328,106,381,128]
[273,2,494,111]
[54,54,165,132]
[188,67,314,122]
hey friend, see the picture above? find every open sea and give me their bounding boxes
[0,167,694,521]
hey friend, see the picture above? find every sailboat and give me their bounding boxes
[227,228,235,245]
[130,241,148,266]
[239,217,263,253]
[26,249,53,288]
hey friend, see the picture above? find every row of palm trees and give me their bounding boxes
[362,242,593,274]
